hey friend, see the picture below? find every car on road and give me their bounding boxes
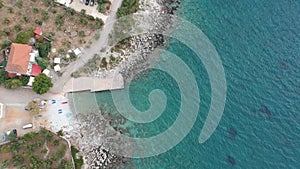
[85,0,89,5]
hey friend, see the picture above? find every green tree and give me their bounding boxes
[12,155,24,166]
[4,79,23,89]
[32,73,53,94]
[20,76,30,85]
[14,31,31,44]
[36,42,51,58]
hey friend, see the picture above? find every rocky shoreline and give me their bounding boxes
[67,0,181,168]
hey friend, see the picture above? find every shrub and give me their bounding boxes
[35,19,43,25]
[2,28,10,36]
[23,16,29,22]
[41,149,48,154]
[7,7,13,13]
[4,79,23,89]
[65,7,75,16]
[56,130,64,136]
[13,155,24,166]
[42,11,49,20]
[3,18,10,24]
[33,8,39,13]
[53,140,59,146]
[0,0,3,9]
[0,160,9,168]
[55,14,64,28]
[97,4,106,13]
[100,58,107,68]
[51,8,57,13]
[1,39,11,49]
[16,0,23,8]
[78,30,85,37]
[14,24,22,32]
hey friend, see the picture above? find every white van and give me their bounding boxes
[22,123,33,129]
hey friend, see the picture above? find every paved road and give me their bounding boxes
[0,86,53,105]
[51,0,123,93]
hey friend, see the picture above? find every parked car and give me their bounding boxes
[25,106,31,111]
[85,0,89,5]
[90,0,94,6]
[22,123,33,129]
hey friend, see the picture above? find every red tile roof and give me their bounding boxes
[31,64,42,76]
[6,43,32,75]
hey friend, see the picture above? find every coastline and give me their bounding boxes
[64,0,182,168]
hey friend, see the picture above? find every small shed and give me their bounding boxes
[73,48,81,56]
[42,69,50,77]
[54,58,61,64]
[34,28,43,36]
[54,65,61,72]
[27,77,35,86]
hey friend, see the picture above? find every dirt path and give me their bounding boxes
[50,0,123,93]
[43,141,50,159]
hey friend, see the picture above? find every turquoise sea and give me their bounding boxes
[73,0,300,168]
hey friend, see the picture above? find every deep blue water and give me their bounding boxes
[74,0,300,168]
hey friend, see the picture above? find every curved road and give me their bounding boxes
[51,0,123,93]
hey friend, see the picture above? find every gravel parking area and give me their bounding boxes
[0,107,35,139]
[69,0,108,22]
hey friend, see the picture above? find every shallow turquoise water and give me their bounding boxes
[76,0,300,168]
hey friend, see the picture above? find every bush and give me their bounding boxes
[3,18,10,24]
[16,0,23,8]
[7,7,13,13]
[65,7,75,16]
[55,14,64,28]
[100,58,107,68]
[42,11,49,20]
[35,19,43,25]
[2,28,10,36]
[97,4,106,13]
[14,24,22,32]
[14,31,31,44]
[1,39,11,49]
[78,30,85,37]
[23,16,29,22]
[33,8,39,13]
[56,130,64,136]
[0,160,10,168]
[53,140,59,146]
[4,79,23,89]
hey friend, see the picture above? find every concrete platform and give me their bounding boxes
[63,74,124,93]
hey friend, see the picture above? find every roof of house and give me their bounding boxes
[34,28,43,35]
[6,43,32,74]
[31,64,42,76]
